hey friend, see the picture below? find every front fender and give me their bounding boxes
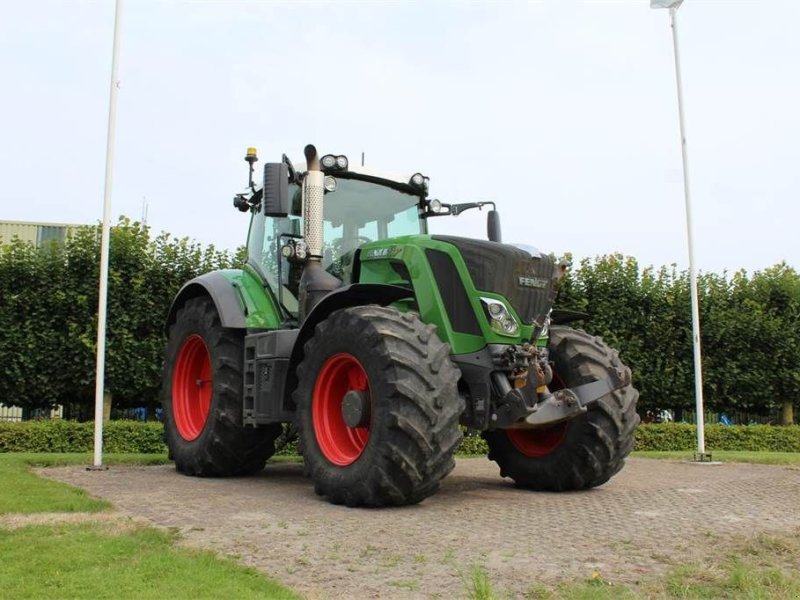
[282,284,413,406]
[289,283,413,366]
[550,309,590,325]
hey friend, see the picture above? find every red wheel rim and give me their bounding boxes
[312,353,370,466]
[506,422,569,457]
[172,334,212,441]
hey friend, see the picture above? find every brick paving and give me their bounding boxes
[43,457,800,598]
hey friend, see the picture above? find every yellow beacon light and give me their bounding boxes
[244,147,258,188]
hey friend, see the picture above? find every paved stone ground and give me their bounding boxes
[43,458,800,599]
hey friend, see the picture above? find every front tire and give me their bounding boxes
[162,296,281,476]
[295,305,463,507]
[483,326,639,491]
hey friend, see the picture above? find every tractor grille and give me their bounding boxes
[425,249,482,336]
[432,236,559,326]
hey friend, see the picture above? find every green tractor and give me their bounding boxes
[162,144,639,507]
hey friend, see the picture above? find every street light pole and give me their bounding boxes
[652,0,707,458]
[92,0,124,469]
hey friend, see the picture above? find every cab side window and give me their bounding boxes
[247,184,302,315]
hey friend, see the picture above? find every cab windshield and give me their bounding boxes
[321,177,424,279]
[248,175,425,317]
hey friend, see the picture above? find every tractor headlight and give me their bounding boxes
[410,173,430,193]
[321,154,349,172]
[539,313,550,338]
[487,302,504,318]
[480,297,519,337]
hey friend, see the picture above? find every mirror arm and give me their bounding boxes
[423,200,496,218]
[449,201,496,216]
[283,153,300,185]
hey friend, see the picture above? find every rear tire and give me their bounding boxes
[162,296,281,476]
[483,326,639,491]
[295,305,463,507]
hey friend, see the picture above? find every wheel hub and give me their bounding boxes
[341,390,370,428]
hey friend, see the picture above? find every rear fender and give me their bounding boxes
[166,272,248,332]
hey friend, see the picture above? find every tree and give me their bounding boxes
[0,218,243,413]
[1,228,797,422]
[555,255,799,423]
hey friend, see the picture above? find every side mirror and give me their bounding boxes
[263,163,289,217]
[487,210,502,242]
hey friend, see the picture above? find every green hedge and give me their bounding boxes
[635,423,800,452]
[458,434,490,456]
[460,424,800,455]
[0,420,166,454]
[1,421,799,455]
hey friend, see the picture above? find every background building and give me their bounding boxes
[0,219,83,246]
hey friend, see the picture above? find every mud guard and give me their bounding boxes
[549,309,589,325]
[290,283,413,365]
[283,283,414,406]
[165,272,248,333]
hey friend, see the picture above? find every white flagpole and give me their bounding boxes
[660,2,706,456]
[93,0,124,468]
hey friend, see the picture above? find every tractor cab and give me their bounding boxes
[238,148,502,323]
[244,160,428,319]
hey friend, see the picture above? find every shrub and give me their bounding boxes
[458,433,489,456]
[455,424,800,455]
[2,420,797,456]
[634,422,697,451]
[0,420,166,454]
[274,437,299,456]
[634,423,800,452]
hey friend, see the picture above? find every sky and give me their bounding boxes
[1,0,798,274]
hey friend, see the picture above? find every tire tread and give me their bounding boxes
[295,305,463,507]
[162,296,281,477]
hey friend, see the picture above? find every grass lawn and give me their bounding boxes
[632,450,800,465]
[0,453,169,514]
[0,522,299,599]
[0,452,300,599]
[470,530,800,599]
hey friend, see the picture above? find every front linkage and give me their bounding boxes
[455,326,631,431]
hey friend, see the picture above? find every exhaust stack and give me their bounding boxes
[302,144,325,258]
[298,144,341,320]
